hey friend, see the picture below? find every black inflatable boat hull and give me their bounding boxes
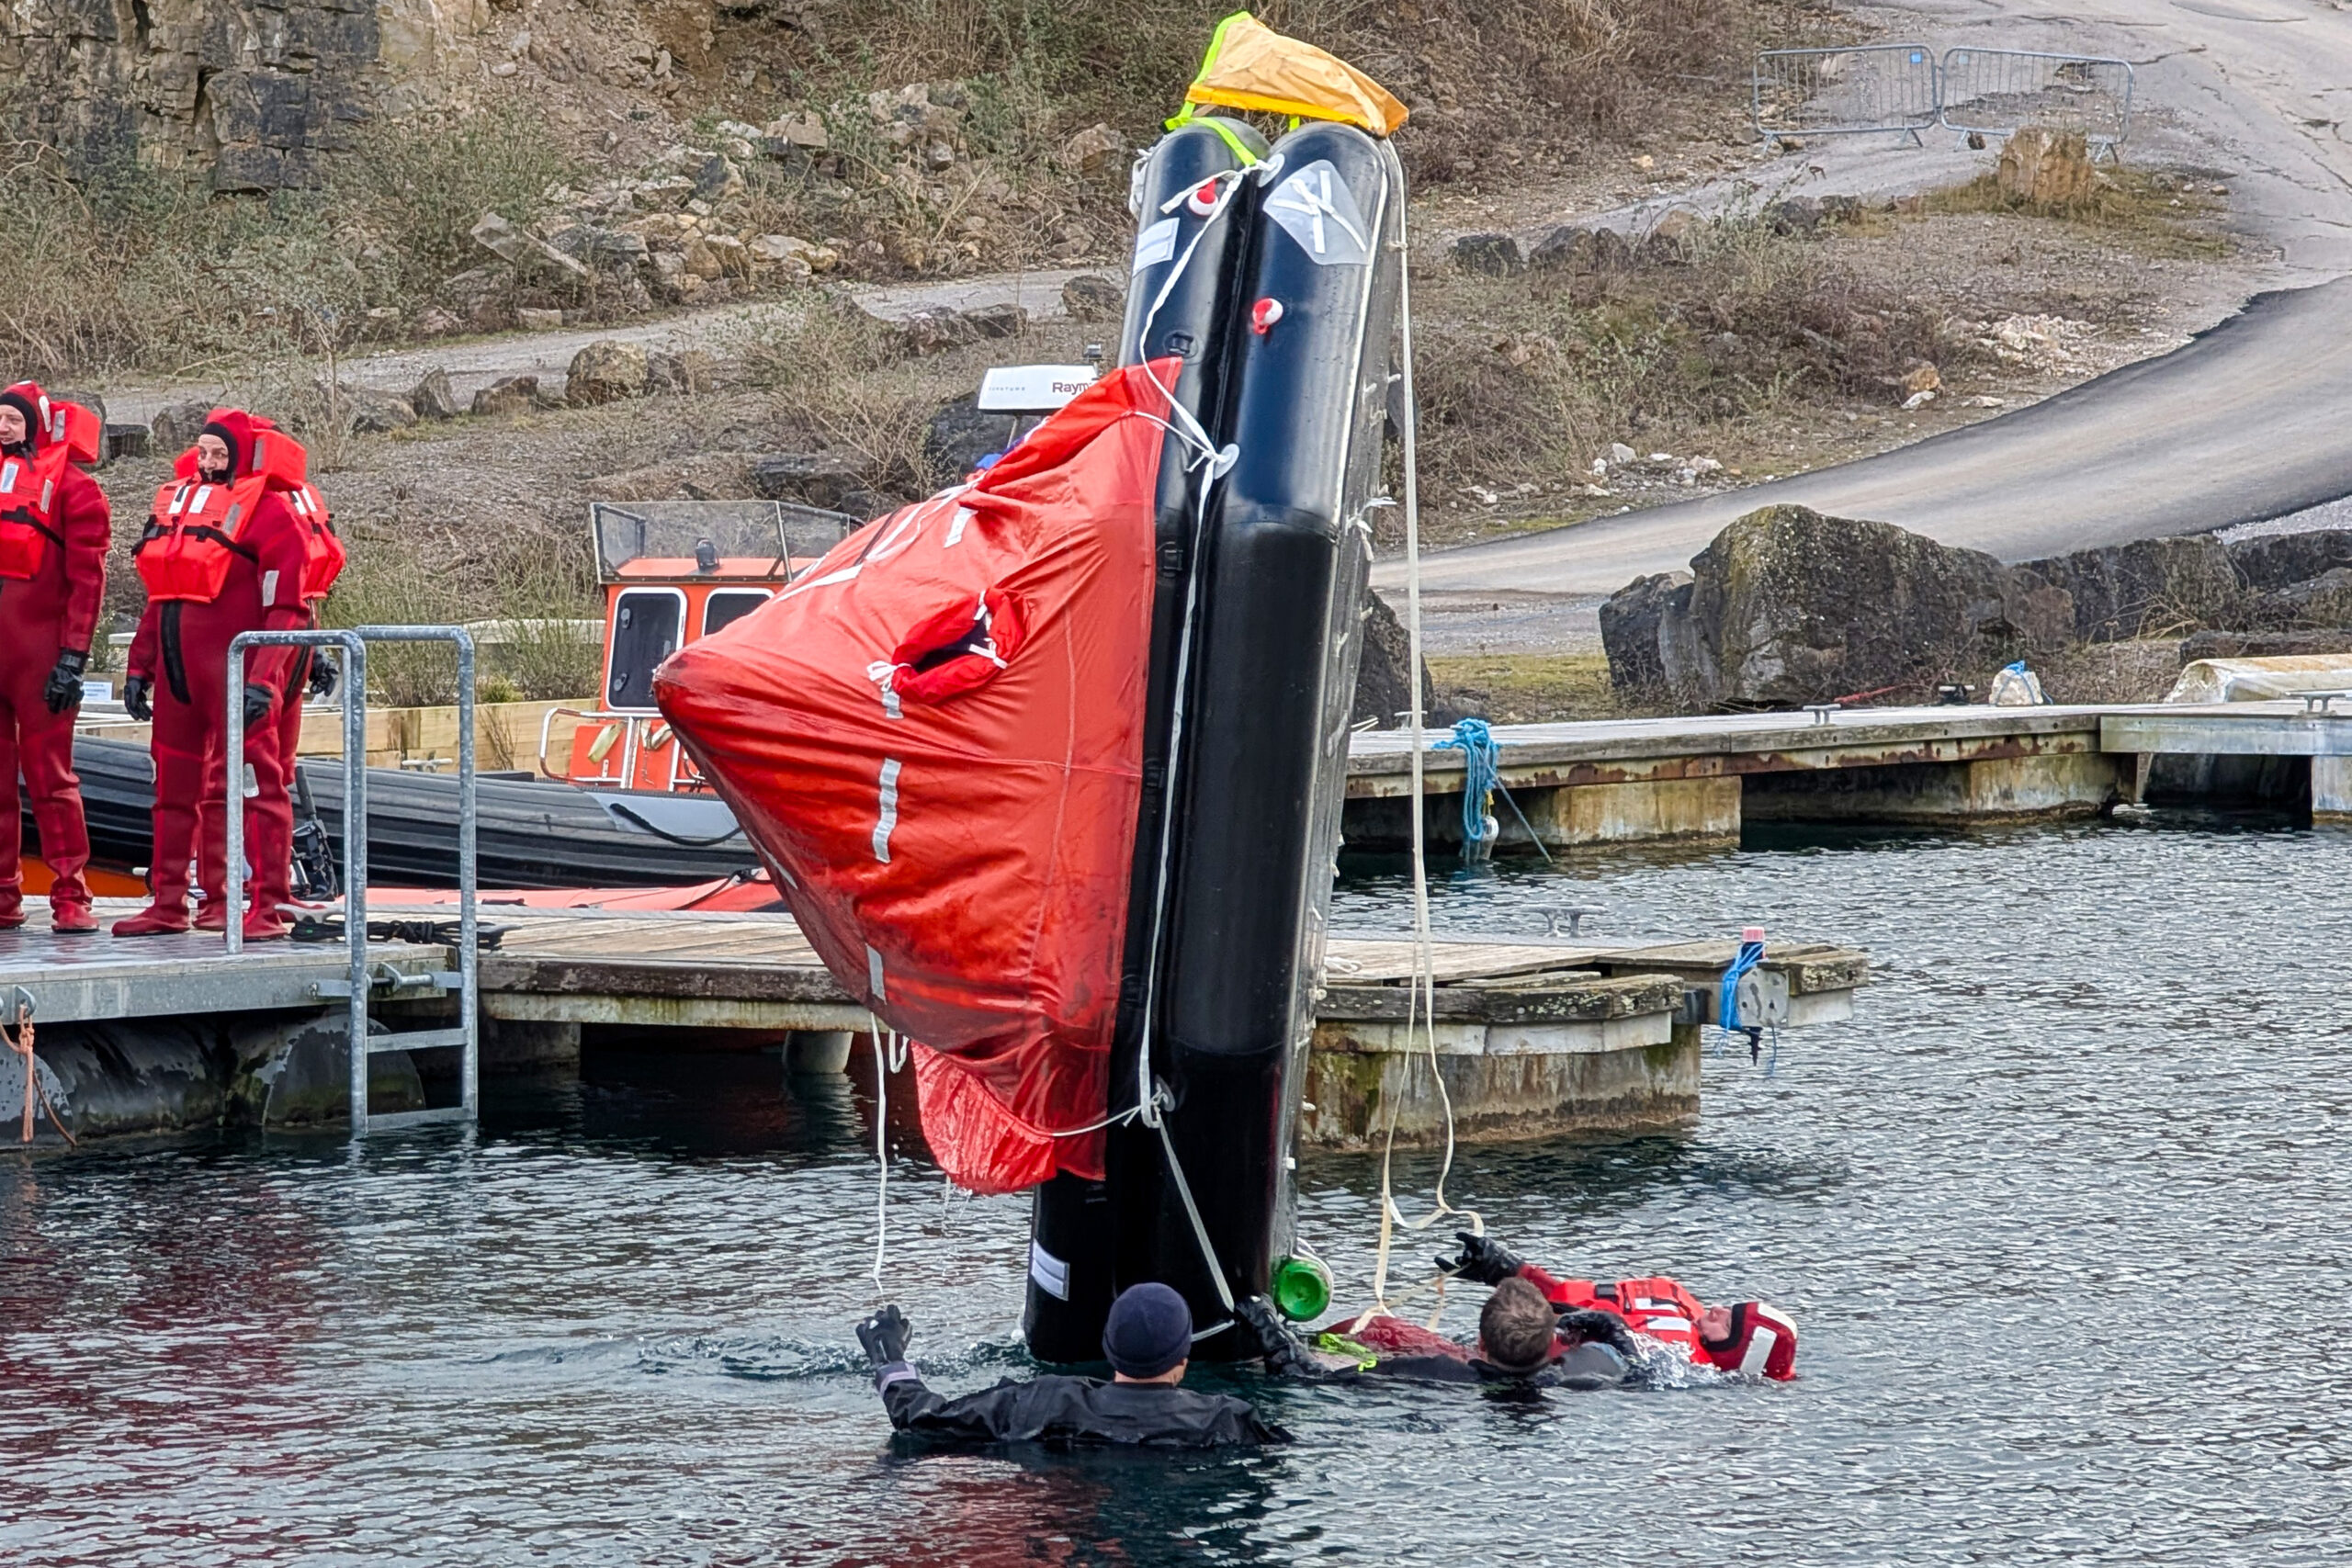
[54,737,761,889]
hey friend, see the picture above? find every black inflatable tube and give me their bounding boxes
[1023,117,1271,1363]
[1122,124,1405,1351]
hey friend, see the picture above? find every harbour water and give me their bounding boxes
[6,813,2350,1564]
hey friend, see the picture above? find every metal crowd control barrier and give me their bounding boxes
[227,626,479,1135]
[1938,48,2134,155]
[1753,44,1939,144]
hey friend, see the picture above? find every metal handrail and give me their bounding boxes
[227,626,479,1134]
[537,705,646,785]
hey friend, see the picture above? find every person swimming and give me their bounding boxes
[857,1282,1289,1447]
[1440,1232,1800,1381]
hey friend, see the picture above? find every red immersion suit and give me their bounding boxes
[0,381,108,931]
[1519,1265,1800,1381]
[118,410,311,938]
[264,458,344,879]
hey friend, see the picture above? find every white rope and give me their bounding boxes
[1364,144,1479,1324]
[870,1017,908,1296]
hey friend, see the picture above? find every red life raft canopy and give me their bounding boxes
[654,363,1182,1194]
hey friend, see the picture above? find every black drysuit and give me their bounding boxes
[875,1364,1288,1447]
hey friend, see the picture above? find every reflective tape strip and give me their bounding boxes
[0,460,16,493]
[872,758,902,863]
[261,570,280,607]
[865,944,887,1001]
[39,479,51,513]
[1740,1326,1779,1376]
[945,506,972,547]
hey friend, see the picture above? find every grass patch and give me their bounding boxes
[1919,165,2232,259]
[322,542,603,708]
[1431,652,1624,723]
[0,97,579,376]
[1404,208,1969,545]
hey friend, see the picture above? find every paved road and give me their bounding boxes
[1381,0,2352,598]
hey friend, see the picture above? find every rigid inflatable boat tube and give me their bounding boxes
[1124,123,1405,1349]
[1023,117,1271,1363]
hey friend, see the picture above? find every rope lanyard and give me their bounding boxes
[1363,150,1478,1325]
[869,1019,908,1297]
[6,1006,75,1147]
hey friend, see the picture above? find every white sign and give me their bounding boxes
[977,364,1100,412]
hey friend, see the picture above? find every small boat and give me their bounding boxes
[66,734,765,890]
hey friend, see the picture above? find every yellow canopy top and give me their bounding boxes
[1175,12,1409,139]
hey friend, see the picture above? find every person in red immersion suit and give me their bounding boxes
[114,409,311,941]
[254,422,344,900]
[0,381,109,934]
[1442,1232,1801,1380]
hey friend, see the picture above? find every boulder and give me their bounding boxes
[1451,233,1523,276]
[2227,529,2352,591]
[1998,126,2095,209]
[964,302,1026,339]
[567,340,650,404]
[1061,274,1123,321]
[409,368,461,421]
[2018,536,2241,642]
[339,388,417,434]
[1643,208,1700,254]
[470,376,542,418]
[749,452,864,510]
[1059,122,1124,174]
[647,350,716,395]
[896,307,979,356]
[2249,567,2352,630]
[1529,223,1633,274]
[1352,592,1440,729]
[1597,570,1694,694]
[924,400,1019,479]
[443,263,518,332]
[693,154,744,203]
[152,400,213,453]
[469,210,589,278]
[515,307,565,331]
[103,423,150,461]
[1603,505,2073,706]
[415,307,462,339]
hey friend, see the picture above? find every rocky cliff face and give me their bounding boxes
[2,1,526,189]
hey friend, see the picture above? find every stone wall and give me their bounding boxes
[1,0,501,189]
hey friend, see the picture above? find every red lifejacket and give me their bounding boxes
[287,481,344,604]
[139,427,311,604]
[1535,1269,1800,1381]
[0,400,99,581]
[135,475,274,604]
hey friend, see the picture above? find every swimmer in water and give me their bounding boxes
[857,1282,1289,1447]
[1237,1278,1638,1390]
[1440,1232,1800,1381]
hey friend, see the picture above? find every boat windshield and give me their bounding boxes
[590,500,856,582]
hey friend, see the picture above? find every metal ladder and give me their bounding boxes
[228,626,479,1135]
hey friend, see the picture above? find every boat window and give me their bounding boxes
[703,589,771,637]
[607,588,684,710]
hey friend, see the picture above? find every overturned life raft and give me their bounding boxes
[656,10,1408,1359]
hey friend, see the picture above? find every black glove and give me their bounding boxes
[307,651,337,700]
[123,675,153,723]
[242,682,276,728]
[42,649,86,715]
[1236,1295,1323,1377]
[1555,1306,1640,1358]
[855,1303,910,1369]
[1438,1230,1525,1286]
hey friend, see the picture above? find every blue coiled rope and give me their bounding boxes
[1433,718,1500,853]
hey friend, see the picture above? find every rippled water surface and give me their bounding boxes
[7,815,2352,1565]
